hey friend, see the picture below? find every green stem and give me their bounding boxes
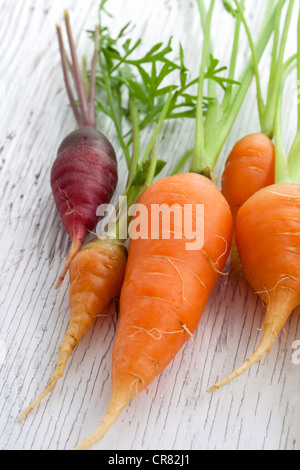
[145,141,158,187]
[98,12,131,168]
[103,74,131,167]
[221,1,243,111]
[263,0,295,137]
[204,0,284,169]
[196,0,217,105]
[171,147,194,175]
[287,5,300,182]
[140,92,173,165]
[265,0,285,110]
[127,97,141,185]
[191,0,216,174]
[233,0,265,128]
[297,4,300,133]
[274,59,296,184]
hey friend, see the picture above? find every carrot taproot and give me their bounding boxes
[18,73,186,420]
[73,172,233,450]
[220,0,294,276]
[208,183,300,391]
[18,238,127,421]
[53,12,118,289]
[71,0,279,449]
[208,2,299,392]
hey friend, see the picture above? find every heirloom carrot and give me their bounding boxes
[221,0,294,275]
[208,3,299,392]
[18,7,204,419]
[73,0,279,450]
[52,12,118,288]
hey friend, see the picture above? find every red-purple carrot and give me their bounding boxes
[52,12,118,289]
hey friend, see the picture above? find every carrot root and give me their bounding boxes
[18,326,80,421]
[73,401,128,450]
[208,322,281,393]
[55,235,83,289]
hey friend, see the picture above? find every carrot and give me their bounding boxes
[18,238,127,421]
[220,0,294,276]
[53,12,118,288]
[74,172,233,450]
[208,3,299,392]
[222,133,275,275]
[17,16,202,420]
[72,0,279,450]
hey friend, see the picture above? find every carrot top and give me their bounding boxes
[275,3,300,185]
[175,0,286,178]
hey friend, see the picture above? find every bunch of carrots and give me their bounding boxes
[17,0,300,450]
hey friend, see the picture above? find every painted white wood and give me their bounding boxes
[1,0,299,451]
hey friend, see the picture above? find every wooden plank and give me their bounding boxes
[0,0,300,451]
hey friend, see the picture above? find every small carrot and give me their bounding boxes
[222,133,275,274]
[208,4,299,392]
[18,238,127,421]
[74,172,233,450]
[221,0,294,276]
[72,0,279,449]
[18,48,193,420]
[53,12,118,288]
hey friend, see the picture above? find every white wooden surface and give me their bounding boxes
[1,0,300,451]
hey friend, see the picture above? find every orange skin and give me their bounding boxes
[18,238,127,421]
[222,133,275,223]
[209,183,300,392]
[74,172,233,450]
[221,133,275,274]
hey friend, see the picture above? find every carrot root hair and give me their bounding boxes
[55,235,83,289]
[207,322,280,392]
[73,401,128,450]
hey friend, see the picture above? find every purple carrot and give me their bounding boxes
[52,11,118,289]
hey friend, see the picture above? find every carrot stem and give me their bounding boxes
[56,24,82,127]
[191,0,216,175]
[221,0,243,111]
[64,10,90,127]
[262,0,295,137]
[233,0,266,130]
[88,25,100,128]
[126,97,141,186]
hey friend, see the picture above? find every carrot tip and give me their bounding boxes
[73,401,127,450]
[55,236,83,289]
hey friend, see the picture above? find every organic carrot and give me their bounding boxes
[73,0,279,450]
[208,4,299,392]
[221,0,294,275]
[53,12,118,288]
[74,172,233,450]
[18,238,127,421]
[18,13,202,419]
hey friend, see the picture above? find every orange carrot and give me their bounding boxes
[221,133,275,274]
[220,0,294,276]
[222,133,275,226]
[72,0,278,449]
[208,3,299,392]
[208,183,300,391]
[73,172,233,450]
[18,238,127,421]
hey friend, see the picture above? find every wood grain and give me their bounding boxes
[0,0,299,450]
